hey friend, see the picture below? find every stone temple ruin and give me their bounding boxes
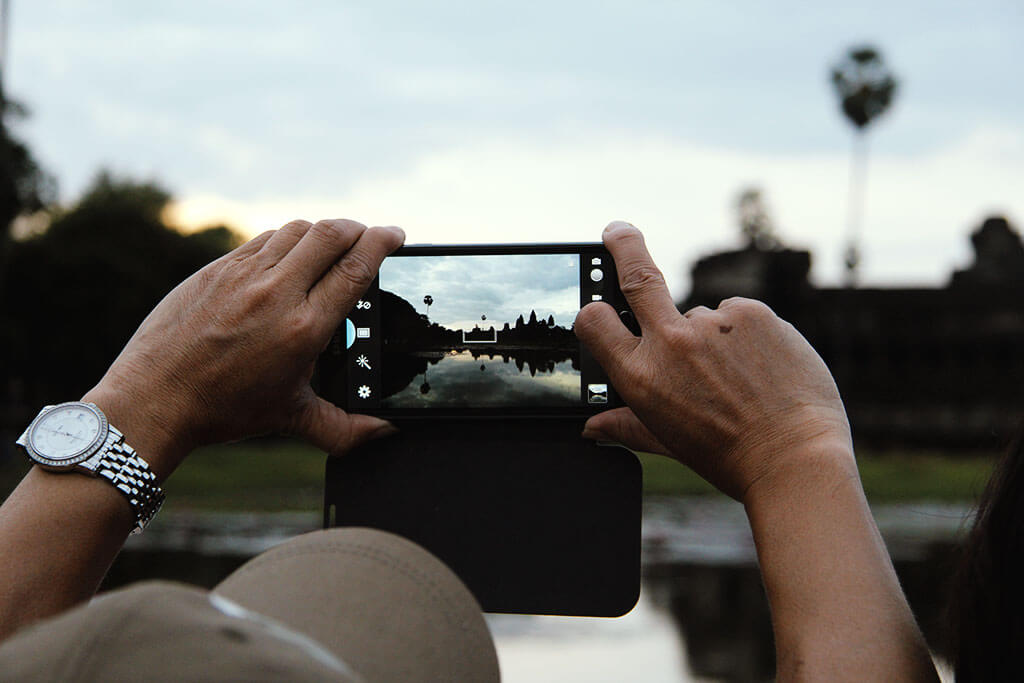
[681,216,1024,448]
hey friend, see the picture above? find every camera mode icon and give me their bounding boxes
[587,383,608,404]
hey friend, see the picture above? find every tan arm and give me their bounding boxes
[745,449,937,681]
[0,219,403,640]
[575,221,937,681]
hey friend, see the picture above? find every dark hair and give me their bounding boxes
[949,427,1024,680]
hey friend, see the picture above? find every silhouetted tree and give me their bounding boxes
[831,45,898,286]
[737,187,779,250]
[423,294,433,317]
[1,172,241,406]
[0,93,56,282]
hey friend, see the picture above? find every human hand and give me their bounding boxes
[574,222,853,502]
[83,219,404,477]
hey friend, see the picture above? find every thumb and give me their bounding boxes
[573,302,638,378]
[583,407,668,456]
[292,393,398,456]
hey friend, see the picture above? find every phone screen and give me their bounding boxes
[317,244,625,418]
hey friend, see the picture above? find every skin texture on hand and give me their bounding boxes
[575,222,853,502]
[0,218,405,640]
[575,222,937,681]
[82,218,405,479]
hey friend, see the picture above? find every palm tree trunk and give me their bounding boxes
[844,130,869,287]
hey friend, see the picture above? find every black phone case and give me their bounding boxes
[323,418,642,616]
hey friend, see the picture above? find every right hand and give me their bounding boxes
[574,222,854,502]
[83,219,405,478]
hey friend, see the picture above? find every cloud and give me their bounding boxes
[378,253,579,328]
[168,123,1024,298]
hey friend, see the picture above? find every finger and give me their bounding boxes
[226,230,275,261]
[602,222,679,331]
[256,220,313,264]
[277,219,368,290]
[307,225,405,329]
[573,302,639,384]
[582,407,669,456]
[292,394,398,456]
[682,304,712,319]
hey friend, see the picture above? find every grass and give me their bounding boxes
[0,440,999,512]
[638,449,997,503]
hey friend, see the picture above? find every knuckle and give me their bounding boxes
[309,219,346,246]
[281,219,312,232]
[682,304,711,319]
[333,250,377,291]
[193,259,221,285]
[619,264,666,298]
[286,311,319,343]
[727,298,775,323]
[244,279,278,309]
[717,296,746,309]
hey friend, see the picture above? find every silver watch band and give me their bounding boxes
[96,426,165,535]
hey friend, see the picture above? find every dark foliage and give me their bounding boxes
[830,46,898,130]
[1,172,241,408]
[0,93,57,269]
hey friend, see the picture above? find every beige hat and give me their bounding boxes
[0,527,499,682]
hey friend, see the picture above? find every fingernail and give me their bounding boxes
[581,426,607,441]
[374,421,399,438]
[604,221,635,234]
[387,226,406,241]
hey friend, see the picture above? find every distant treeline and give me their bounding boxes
[380,290,576,350]
[1,173,241,423]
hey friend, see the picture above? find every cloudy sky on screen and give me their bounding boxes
[380,253,579,331]
[9,0,1023,296]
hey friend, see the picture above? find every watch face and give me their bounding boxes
[27,403,108,466]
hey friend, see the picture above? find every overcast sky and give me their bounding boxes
[380,253,579,331]
[9,1,1023,296]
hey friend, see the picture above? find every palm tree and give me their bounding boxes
[423,294,433,318]
[831,46,898,286]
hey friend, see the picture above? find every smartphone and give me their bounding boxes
[316,243,635,419]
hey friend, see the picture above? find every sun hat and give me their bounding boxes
[0,527,500,682]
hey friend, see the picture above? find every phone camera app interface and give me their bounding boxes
[354,252,603,410]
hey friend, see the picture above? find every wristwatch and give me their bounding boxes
[16,401,165,534]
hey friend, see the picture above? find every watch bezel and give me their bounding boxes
[24,401,109,468]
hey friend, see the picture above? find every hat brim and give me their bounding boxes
[213,526,499,683]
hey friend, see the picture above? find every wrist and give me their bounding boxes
[740,435,859,514]
[81,382,193,482]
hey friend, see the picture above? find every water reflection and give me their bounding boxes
[104,501,968,682]
[382,349,580,407]
[379,288,581,408]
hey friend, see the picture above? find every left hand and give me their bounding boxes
[574,222,851,502]
[83,219,404,477]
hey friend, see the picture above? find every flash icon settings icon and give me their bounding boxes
[357,385,372,399]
